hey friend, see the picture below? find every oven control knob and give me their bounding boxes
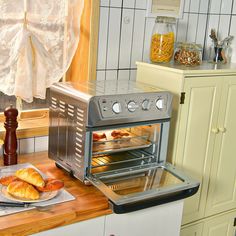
[142,99,151,110]
[127,101,138,112]
[112,102,122,114]
[156,98,164,110]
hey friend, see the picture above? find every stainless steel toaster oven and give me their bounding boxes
[48,80,199,213]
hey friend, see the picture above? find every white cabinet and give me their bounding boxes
[136,62,236,228]
[31,216,105,236]
[104,201,183,236]
[32,201,183,236]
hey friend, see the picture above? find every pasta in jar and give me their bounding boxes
[150,17,176,63]
[150,32,175,63]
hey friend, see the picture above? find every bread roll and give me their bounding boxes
[7,181,40,200]
[15,168,45,188]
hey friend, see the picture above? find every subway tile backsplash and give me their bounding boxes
[97,0,236,81]
[18,136,48,154]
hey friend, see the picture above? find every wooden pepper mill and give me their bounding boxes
[3,105,18,166]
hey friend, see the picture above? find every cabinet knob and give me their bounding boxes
[219,127,226,133]
[211,128,219,134]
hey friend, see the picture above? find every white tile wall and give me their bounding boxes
[17,136,48,154]
[19,138,35,154]
[119,9,135,69]
[230,16,236,62]
[233,1,236,13]
[97,0,236,81]
[35,136,49,153]
[18,0,236,153]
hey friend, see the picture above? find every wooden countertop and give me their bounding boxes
[0,152,112,236]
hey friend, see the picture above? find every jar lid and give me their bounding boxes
[176,42,202,50]
[155,16,176,24]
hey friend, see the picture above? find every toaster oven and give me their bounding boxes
[48,80,199,213]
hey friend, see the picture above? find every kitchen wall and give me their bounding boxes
[17,0,236,154]
[17,136,48,155]
[97,0,236,81]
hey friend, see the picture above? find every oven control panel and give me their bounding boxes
[96,92,171,119]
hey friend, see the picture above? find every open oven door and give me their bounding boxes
[87,162,199,214]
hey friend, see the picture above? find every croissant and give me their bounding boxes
[7,180,40,200]
[15,168,45,188]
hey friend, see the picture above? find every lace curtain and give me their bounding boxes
[0,0,84,103]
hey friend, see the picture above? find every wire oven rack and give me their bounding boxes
[92,131,152,155]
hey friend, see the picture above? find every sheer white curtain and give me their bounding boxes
[0,0,84,103]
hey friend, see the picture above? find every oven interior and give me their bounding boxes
[89,123,163,176]
[87,122,189,200]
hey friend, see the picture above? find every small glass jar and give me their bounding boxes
[208,44,229,64]
[174,42,202,66]
[150,16,176,63]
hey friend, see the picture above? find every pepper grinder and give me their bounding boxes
[3,105,18,166]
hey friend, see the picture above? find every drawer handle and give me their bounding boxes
[219,127,226,133]
[211,128,219,134]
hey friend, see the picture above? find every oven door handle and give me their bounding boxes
[109,184,199,214]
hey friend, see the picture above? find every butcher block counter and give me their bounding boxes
[0,152,112,236]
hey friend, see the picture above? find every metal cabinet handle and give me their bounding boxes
[211,128,219,134]
[219,127,226,133]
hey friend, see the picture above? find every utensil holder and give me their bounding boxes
[209,45,228,64]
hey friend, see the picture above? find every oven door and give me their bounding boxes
[87,162,199,214]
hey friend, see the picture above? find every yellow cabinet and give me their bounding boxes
[136,62,236,225]
[203,210,236,236]
[180,222,203,236]
[181,210,236,236]
[205,77,236,217]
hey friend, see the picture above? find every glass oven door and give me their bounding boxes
[87,162,199,214]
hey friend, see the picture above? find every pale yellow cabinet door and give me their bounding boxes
[203,211,236,236]
[176,77,223,224]
[180,223,203,236]
[205,76,236,216]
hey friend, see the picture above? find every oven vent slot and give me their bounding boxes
[50,97,58,109]
[59,100,66,113]
[73,107,85,170]
[67,104,75,117]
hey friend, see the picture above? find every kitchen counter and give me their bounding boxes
[0,152,112,236]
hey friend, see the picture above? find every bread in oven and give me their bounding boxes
[7,180,40,200]
[15,168,45,188]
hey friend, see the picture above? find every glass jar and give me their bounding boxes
[150,16,176,63]
[174,42,202,66]
[208,44,229,64]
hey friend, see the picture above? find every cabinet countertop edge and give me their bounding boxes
[136,61,236,76]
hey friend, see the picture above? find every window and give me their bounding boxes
[0,0,99,139]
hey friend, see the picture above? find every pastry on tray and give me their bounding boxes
[0,167,64,200]
[15,168,45,188]
[7,180,40,200]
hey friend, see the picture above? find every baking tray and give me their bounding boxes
[93,131,151,155]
